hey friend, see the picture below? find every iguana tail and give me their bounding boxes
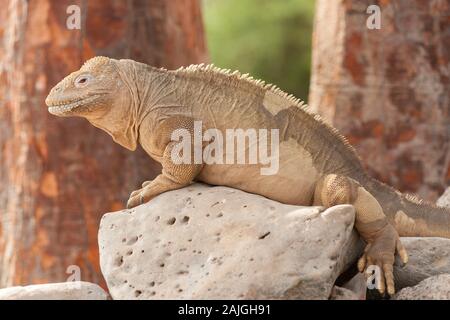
[364,178,450,238]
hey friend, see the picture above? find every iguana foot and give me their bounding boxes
[126,186,156,209]
[127,181,153,208]
[126,174,190,209]
[357,223,408,296]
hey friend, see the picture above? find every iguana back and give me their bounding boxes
[171,64,449,238]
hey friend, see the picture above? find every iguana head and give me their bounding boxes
[45,56,123,118]
[45,56,140,150]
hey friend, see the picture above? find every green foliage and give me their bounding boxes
[203,0,315,101]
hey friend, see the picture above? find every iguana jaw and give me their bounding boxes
[46,94,106,117]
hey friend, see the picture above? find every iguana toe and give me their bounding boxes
[396,239,408,265]
[127,192,144,209]
[130,189,142,198]
[127,181,153,208]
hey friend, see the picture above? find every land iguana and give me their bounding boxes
[45,57,450,296]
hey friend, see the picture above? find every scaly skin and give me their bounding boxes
[46,57,450,296]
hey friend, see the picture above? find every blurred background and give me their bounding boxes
[0,0,448,288]
[204,0,315,101]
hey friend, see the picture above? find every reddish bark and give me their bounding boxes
[0,0,207,287]
[309,0,450,201]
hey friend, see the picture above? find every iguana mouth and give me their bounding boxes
[47,94,104,115]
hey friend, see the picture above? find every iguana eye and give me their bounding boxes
[74,74,93,88]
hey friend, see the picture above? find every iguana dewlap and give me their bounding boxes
[46,57,450,296]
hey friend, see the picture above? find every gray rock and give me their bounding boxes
[394,237,450,290]
[436,187,450,208]
[99,183,362,300]
[393,274,450,300]
[329,286,359,300]
[0,281,108,300]
[333,273,366,300]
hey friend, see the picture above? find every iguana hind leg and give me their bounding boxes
[313,174,408,296]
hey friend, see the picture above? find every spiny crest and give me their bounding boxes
[175,63,308,108]
[175,63,361,159]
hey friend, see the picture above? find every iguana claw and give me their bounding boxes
[357,224,408,296]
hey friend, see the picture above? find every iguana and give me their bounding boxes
[46,56,450,296]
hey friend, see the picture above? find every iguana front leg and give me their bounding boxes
[127,116,204,209]
[127,141,203,208]
[313,174,408,296]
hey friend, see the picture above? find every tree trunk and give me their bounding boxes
[309,0,450,201]
[0,0,207,287]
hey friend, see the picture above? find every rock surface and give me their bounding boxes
[394,237,450,290]
[436,187,450,208]
[333,273,367,300]
[99,183,362,300]
[393,274,450,300]
[0,282,108,300]
[329,286,360,300]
